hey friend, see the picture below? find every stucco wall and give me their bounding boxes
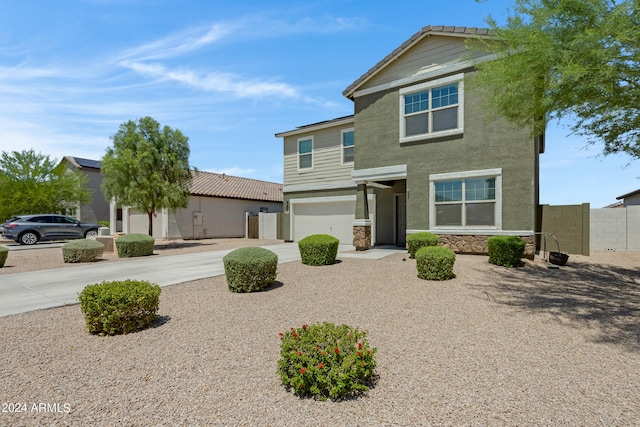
[127,197,283,239]
[353,70,539,233]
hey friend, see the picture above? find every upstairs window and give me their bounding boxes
[342,128,354,165]
[298,137,313,170]
[399,74,464,143]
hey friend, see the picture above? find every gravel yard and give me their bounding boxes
[1,239,639,426]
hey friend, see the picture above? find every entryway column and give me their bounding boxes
[353,182,371,251]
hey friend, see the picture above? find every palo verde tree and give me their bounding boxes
[101,116,194,236]
[0,150,90,221]
[470,0,640,158]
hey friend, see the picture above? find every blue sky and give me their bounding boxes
[1,0,638,208]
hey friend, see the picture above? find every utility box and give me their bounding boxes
[193,212,203,226]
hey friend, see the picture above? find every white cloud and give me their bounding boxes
[116,23,234,63]
[114,15,365,100]
[123,61,300,99]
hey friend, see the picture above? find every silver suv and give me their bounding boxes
[0,214,100,245]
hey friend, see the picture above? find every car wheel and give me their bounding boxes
[19,232,39,245]
[85,229,98,238]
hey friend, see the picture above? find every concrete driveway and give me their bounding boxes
[0,243,405,317]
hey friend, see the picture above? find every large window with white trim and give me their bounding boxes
[298,137,313,170]
[430,169,501,229]
[399,74,464,143]
[342,128,354,165]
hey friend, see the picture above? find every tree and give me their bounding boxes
[0,150,90,221]
[101,116,194,236]
[470,0,640,158]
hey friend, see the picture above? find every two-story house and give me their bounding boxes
[276,26,542,256]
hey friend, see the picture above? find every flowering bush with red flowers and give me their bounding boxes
[277,322,377,401]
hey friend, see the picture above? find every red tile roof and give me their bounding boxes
[190,170,283,202]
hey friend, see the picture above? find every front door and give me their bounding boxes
[395,194,406,246]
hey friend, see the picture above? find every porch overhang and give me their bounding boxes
[351,164,407,186]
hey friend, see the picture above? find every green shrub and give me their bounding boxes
[62,239,104,263]
[487,235,526,267]
[0,246,8,268]
[98,221,110,228]
[223,246,278,293]
[406,232,439,258]
[416,246,456,280]
[298,234,339,266]
[115,233,155,258]
[277,322,377,401]
[78,280,161,336]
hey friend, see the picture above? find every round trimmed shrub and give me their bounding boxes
[62,239,104,263]
[488,235,526,267]
[416,246,456,280]
[78,280,161,336]
[115,233,155,258]
[406,232,439,258]
[0,246,8,268]
[223,246,278,293]
[277,322,377,401]
[298,234,339,266]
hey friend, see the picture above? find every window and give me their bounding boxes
[430,169,501,229]
[342,128,354,165]
[399,74,464,143]
[298,137,313,170]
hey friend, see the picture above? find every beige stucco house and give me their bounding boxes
[65,155,283,239]
[117,171,283,239]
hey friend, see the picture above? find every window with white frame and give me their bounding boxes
[430,169,501,229]
[298,137,313,170]
[342,128,354,165]
[399,74,464,143]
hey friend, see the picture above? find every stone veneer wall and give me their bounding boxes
[437,235,535,259]
[353,225,371,251]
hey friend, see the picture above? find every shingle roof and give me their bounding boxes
[190,170,283,202]
[343,25,492,99]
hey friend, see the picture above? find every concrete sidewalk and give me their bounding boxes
[0,243,406,317]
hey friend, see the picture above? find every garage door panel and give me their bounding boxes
[294,202,353,243]
[293,200,374,245]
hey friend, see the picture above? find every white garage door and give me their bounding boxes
[292,198,375,245]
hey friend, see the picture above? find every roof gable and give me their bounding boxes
[343,25,492,99]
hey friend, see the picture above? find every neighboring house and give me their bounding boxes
[62,156,110,224]
[118,171,283,239]
[64,156,283,239]
[616,188,640,206]
[276,25,543,256]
